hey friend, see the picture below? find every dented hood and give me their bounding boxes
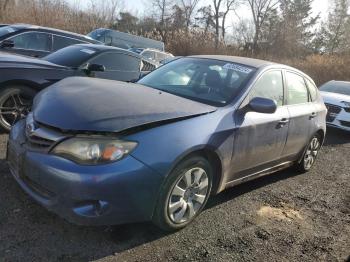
[33,77,216,133]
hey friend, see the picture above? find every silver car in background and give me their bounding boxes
[320,81,350,131]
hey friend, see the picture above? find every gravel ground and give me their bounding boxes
[0,128,349,262]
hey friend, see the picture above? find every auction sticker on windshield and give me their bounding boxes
[223,63,253,74]
[80,49,96,55]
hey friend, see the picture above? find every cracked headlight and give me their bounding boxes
[51,137,137,165]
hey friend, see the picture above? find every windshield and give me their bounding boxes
[138,57,256,106]
[0,26,19,38]
[43,45,97,68]
[87,29,108,42]
[129,48,144,54]
[320,82,350,96]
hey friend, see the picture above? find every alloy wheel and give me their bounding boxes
[303,137,320,170]
[167,167,209,224]
[0,92,31,129]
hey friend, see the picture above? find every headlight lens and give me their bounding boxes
[51,137,138,165]
[342,101,350,108]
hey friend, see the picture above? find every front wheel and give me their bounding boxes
[0,86,36,132]
[295,134,322,173]
[152,156,213,231]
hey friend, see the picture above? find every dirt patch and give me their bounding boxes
[257,205,303,221]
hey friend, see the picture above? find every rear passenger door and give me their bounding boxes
[87,52,141,82]
[282,71,315,158]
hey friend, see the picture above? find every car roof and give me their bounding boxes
[189,55,277,68]
[8,24,97,42]
[71,44,141,57]
[322,80,350,87]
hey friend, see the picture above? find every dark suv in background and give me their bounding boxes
[0,24,101,57]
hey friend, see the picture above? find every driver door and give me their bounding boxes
[230,70,290,179]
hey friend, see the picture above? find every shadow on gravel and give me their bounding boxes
[324,127,350,146]
[206,167,298,210]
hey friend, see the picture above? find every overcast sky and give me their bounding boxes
[68,0,330,25]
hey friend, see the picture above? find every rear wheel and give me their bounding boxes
[295,134,322,173]
[0,86,36,132]
[152,156,213,231]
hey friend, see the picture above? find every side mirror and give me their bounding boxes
[248,97,277,114]
[0,39,14,48]
[86,63,105,72]
[104,36,113,46]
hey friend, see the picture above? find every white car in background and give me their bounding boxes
[320,80,350,131]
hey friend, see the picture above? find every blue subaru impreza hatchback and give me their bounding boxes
[7,56,327,231]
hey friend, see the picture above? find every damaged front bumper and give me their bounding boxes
[7,120,164,226]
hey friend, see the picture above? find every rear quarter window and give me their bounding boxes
[305,78,318,101]
[90,52,140,71]
[286,71,309,105]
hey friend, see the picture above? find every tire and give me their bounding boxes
[0,86,36,132]
[152,156,213,231]
[295,134,322,173]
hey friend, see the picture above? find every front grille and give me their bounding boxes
[325,103,342,114]
[340,120,350,128]
[25,115,66,153]
[325,103,342,122]
[141,59,157,72]
[27,133,55,149]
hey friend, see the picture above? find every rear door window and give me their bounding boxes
[9,32,52,51]
[53,35,85,51]
[90,52,140,71]
[286,72,309,105]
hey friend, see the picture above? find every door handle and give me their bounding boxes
[278,118,289,126]
[310,112,317,119]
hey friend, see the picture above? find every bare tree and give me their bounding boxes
[87,0,121,28]
[152,0,172,43]
[212,0,223,48]
[221,0,241,40]
[180,0,201,30]
[245,0,279,53]
[196,5,215,34]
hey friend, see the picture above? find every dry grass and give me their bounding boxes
[278,55,350,86]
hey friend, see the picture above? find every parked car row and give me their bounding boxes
[0,24,172,66]
[0,44,146,131]
[0,24,101,57]
[0,24,173,131]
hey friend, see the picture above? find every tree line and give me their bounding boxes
[0,0,349,58]
[114,0,350,57]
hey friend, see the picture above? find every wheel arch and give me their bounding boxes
[165,146,224,196]
[0,80,42,92]
[298,129,325,164]
[315,129,326,145]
